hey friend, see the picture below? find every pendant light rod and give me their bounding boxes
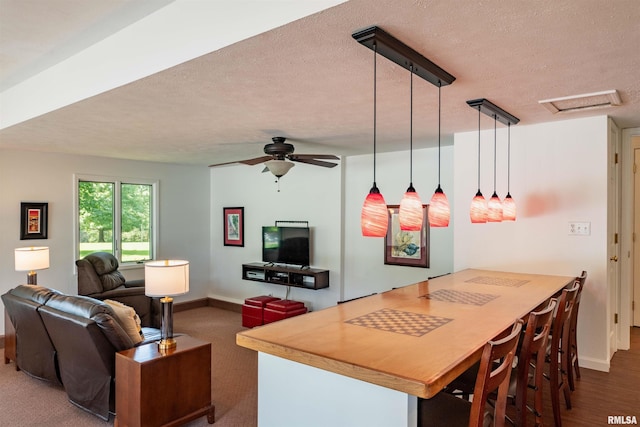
[477,105,482,191]
[352,26,456,87]
[507,122,511,192]
[372,42,378,185]
[466,98,520,126]
[409,64,414,186]
[437,82,442,185]
[493,114,497,192]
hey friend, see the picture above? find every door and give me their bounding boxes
[607,119,621,359]
[634,137,640,326]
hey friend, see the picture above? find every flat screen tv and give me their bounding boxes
[262,226,310,266]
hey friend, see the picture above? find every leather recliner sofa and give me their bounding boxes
[2,285,161,420]
[76,251,161,328]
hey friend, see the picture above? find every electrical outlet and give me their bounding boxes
[568,221,591,236]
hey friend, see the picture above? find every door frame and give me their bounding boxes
[619,126,640,350]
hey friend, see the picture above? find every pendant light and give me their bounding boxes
[399,65,423,231]
[502,122,517,221]
[467,98,519,224]
[470,105,488,223]
[428,82,450,227]
[487,114,503,222]
[361,42,389,237]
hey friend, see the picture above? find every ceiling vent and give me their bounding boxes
[539,89,621,114]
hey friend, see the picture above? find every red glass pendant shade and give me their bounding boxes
[399,186,423,231]
[428,185,450,227]
[502,193,516,221]
[361,185,389,237]
[487,192,503,222]
[470,190,488,223]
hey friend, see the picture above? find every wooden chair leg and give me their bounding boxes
[549,361,563,427]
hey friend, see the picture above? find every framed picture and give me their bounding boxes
[20,202,48,240]
[223,207,244,247]
[384,204,429,268]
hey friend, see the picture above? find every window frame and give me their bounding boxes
[74,174,158,267]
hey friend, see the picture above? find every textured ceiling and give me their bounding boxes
[1,0,639,166]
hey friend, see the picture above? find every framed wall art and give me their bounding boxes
[223,207,244,247]
[20,202,48,240]
[384,204,429,268]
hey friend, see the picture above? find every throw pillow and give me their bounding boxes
[104,299,143,344]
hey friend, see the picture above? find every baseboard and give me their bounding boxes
[174,297,242,313]
[579,355,610,372]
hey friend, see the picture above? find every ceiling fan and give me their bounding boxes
[208,137,339,178]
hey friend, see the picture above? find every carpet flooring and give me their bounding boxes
[0,307,257,426]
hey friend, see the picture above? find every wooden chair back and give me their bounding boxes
[469,319,523,427]
[548,281,580,427]
[515,298,557,426]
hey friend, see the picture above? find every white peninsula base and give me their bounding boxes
[258,352,417,427]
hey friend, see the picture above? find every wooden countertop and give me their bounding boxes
[236,269,574,399]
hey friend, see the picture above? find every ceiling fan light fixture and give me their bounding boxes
[265,159,294,178]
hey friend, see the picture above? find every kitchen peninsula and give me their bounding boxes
[236,269,575,427]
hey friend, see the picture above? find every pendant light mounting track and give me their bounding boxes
[466,98,520,126]
[352,26,455,88]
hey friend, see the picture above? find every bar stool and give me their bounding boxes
[568,270,587,391]
[513,298,556,427]
[545,282,580,427]
[418,319,523,427]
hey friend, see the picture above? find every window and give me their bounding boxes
[76,175,157,264]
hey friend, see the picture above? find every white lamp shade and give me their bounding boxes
[15,247,50,271]
[265,160,294,178]
[145,260,189,297]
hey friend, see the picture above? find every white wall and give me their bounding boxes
[209,160,343,311]
[209,144,455,311]
[453,115,610,371]
[0,149,210,331]
[342,146,454,301]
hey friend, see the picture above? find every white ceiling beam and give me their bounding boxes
[0,0,346,130]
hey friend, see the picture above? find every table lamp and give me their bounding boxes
[145,260,189,350]
[15,246,50,285]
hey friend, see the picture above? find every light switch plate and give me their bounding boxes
[568,221,590,236]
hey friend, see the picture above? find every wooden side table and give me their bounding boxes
[115,335,215,426]
[4,310,16,367]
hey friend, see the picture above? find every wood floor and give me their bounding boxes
[526,327,640,426]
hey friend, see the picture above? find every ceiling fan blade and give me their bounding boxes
[208,156,272,167]
[290,158,338,168]
[291,154,340,160]
[238,156,273,165]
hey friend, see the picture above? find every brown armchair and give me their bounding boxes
[76,252,161,328]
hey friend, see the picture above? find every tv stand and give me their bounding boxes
[242,263,329,290]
